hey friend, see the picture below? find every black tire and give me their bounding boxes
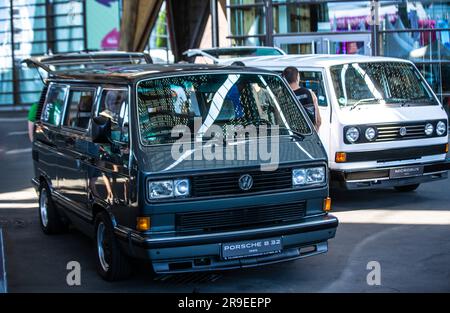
[394,184,420,192]
[94,211,131,281]
[38,183,66,234]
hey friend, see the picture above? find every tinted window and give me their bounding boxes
[64,89,95,130]
[299,71,328,107]
[41,85,67,126]
[98,89,129,143]
[137,73,311,145]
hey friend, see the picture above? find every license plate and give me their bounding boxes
[221,237,282,260]
[389,166,424,179]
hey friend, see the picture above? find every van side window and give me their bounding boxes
[98,89,129,143]
[299,71,328,107]
[41,85,67,126]
[64,89,95,130]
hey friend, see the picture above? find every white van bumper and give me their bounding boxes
[331,160,449,190]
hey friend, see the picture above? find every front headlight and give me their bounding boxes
[292,169,307,186]
[436,121,446,136]
[293,167,326,187]
[425,123,434,136]
[174,179,190,197]
[346,127,360,143]
[148,179,190,199]
[365,127,377,141]
[149,180,173,199]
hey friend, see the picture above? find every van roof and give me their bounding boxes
[48,63,277,84]
[223,54,413,69]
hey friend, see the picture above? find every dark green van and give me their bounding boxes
[27,52,338,281]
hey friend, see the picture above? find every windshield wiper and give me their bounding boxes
[392,97,435,106]
[277,126,305,141]
[349,98,381,111]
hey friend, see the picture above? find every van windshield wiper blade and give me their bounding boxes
[391,97,435,106]
[349,98,381,111]
[278,126,305,141]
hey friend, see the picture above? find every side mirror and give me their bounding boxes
[91,116,111,144]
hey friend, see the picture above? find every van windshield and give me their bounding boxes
[137,73,311,145]
[330,62,437,108]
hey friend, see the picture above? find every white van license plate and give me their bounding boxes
[389,166,424,179]
[222,237,282,260]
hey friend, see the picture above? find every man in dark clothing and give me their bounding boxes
[282,66,321,131]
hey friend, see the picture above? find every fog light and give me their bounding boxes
[137,217,151,231]
[323,197,332,212]
[335,152,347,163]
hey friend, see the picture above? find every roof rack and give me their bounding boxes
[22,51,153,74]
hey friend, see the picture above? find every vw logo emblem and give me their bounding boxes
[399,127,407,137]
[238,174,253,191]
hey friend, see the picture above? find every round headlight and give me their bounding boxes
[424,123,434,136]
[346,127,360,143]
[174,179,190,197]
[436,121,446,136]
[365,127,377,141]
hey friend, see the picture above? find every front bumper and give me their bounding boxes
[331,160,449,190]
[115,214,338,274]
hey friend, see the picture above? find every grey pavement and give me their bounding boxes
[0,113,449,292]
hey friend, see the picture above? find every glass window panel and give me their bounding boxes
[64,89,95,130]
[137,73,311,146]
[42,85,66,126]
[99,89,129,143]
[230,6,266,36]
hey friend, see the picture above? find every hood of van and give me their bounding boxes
[337,104,447,125]
[137,135,326,174]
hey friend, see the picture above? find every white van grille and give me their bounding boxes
[376,124,427,142]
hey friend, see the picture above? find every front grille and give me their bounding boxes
[376,123,427,142]
[191,167,292,197]
[176,201,307,233]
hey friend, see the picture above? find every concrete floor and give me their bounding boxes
[0,113,449,292]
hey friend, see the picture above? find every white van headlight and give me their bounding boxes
[425,123,434,136]
[436,121,446,136]
[365,127,377,141]
[293,167,326,187]
[148,179,190,199]
[346,127,360,143]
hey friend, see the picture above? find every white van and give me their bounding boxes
[224,54,449,191]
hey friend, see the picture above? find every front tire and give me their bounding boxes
[394,184,420,192]
[94,212,131,281]
[38,184,66,234]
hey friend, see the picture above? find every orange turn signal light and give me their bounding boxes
[323,197,332,212]
[136,217,151,231]
[335,152,347,163]
[445,143,449,153]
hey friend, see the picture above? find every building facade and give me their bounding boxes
[227,0,450,113]
[0,0,120,109]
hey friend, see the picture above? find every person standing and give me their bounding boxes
[282,66,321,131]
[27,102,38,142]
